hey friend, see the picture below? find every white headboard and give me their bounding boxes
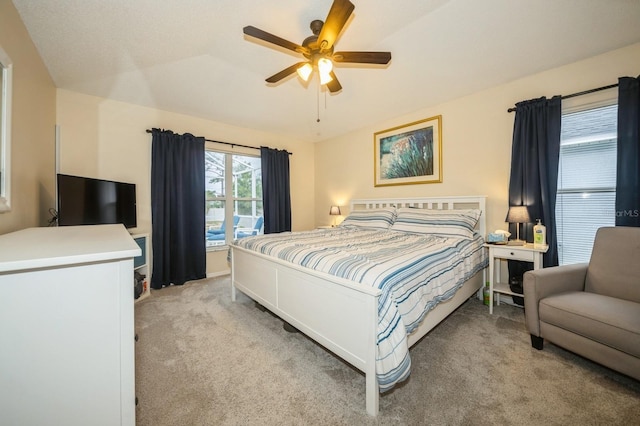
[350,196,487,238]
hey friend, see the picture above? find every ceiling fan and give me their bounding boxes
[243,0,391,93]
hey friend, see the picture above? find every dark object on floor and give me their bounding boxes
[509,276,524,306]
[508,260,532,306]
[283,322,299,333]
[134,271,145,299]
[254,301,298,333]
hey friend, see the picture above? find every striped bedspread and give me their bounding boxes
[232,227,488,391]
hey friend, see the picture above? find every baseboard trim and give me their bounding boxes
[206,270,230,279]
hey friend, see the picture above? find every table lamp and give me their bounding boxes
[329,205,341,227]
[505,206,530,246]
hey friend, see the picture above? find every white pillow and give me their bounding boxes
[390,208,481,239]
[339,208,396,230]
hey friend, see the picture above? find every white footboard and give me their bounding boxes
[231,246,381,415]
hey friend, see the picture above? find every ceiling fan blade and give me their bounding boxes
[243,26,309,55]
[326,71,342,93]
[333,51,392,64]
[266,62,308,83]
[317,0,355,52]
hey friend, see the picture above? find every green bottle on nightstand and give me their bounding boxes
[534,219,546,248]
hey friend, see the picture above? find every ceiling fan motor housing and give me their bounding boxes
[302,20,334,61]
[310,19,324,36]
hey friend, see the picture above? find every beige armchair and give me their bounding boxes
[523,226,640,380]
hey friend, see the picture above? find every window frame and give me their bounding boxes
[205,148,262,251]
[556,91,618,265]
[0,47,13,212]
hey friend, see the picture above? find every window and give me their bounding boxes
[0,47,12,212]
[205,150,263,248]
[556,103,617,265]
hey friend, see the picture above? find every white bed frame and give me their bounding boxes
[230,196,487,416]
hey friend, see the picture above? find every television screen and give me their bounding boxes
[57,174,137,228]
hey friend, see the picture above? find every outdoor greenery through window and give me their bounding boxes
[205,150,263,248]
[556,103,617,265]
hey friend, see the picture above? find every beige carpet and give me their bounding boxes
[134,276,639,425]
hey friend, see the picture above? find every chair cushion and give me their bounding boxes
[539,291,640,357]
[585,226,640,303]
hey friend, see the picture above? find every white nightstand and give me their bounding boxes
[484,243,549,314]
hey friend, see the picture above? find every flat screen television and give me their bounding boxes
[57,174,137,228]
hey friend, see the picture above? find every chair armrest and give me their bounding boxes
[523,263,588,336]
[234,227,254,238]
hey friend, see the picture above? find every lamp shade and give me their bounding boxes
[317,57,333,75]
[319,69,333,85]
[505,206,531,223]
[296,63,313,81]
[329,205,341,216]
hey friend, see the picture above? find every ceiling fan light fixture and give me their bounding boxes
[317,57,333,74]
[317,57,334,85]
[296,63,313,81]
[319,69,333,85]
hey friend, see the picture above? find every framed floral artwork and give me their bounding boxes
[373,115,442,186]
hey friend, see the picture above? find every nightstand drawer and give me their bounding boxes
[491,246,536,262]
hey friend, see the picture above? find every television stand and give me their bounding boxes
[132,233,150,302]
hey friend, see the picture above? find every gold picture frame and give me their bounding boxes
[374,115,442,187]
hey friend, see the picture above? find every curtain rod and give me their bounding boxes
[145,129,292,155]
[507,83,619,113]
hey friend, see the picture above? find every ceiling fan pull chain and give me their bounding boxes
[317,79,321,123]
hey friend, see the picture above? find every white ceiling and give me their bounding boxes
[13,0,640,143]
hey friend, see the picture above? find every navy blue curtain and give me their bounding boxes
[150,129,206,289]
[260,147,291,234]
[508,96,562,270]
[616,76,640,227]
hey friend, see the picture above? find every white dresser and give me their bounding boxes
[0,224,140,426]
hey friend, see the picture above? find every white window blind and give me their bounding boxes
[556,104,617,265]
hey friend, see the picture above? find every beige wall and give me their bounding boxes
[0,0,56,234]
[314,42,640,233]
[56,90,315,276]
[6,0,639,279]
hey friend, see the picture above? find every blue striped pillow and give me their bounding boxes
[339,208,396,230]
[390,208,481,239]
